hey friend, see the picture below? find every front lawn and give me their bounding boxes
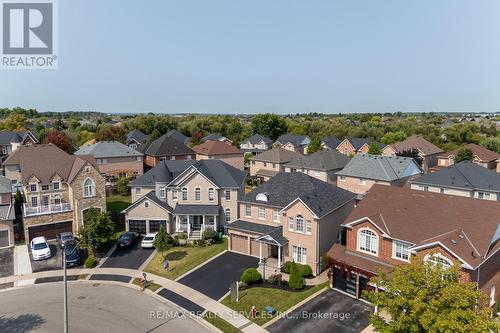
[144,238,227,280]
[203,311,242,333]
[106,195,131,212]
[221,282,328,326]
[131,277,162,292]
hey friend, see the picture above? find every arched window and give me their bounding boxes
[225,208,231,222]
[357,229,378,255]
[208,188,215,201]
[83,178,95,197]
[182,188,188,201]
[424,253,452,269]
[195,188,201,201]
[295,215,304,232]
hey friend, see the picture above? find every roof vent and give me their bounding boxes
[451,239,457,245]
[458,234,464,239]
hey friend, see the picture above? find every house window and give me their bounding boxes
[421,185,429,191]
[30,184,37,192]
[135,188,141,194]
[159,188,166,198]
[359,178,366,185]
[41,185,49,191]
[136,156,142,162]
[251,160,255,165]
[160,157,166,161]
[358,229,378,255]
[144,201,149,208]
[339,176,346,181]
[186,155,192,160]
[306,220,312,234]
[425,253,452,269]
[195,188,201,201]
[54,195,61,205]
[272,163,276,168]
[182,188,188,201]
[83,178,96,197]
[478,192,491,200]
[440,188,446,194]
[208,188,215,201]
[393,241,410,261]
[295,215,304,232]
[225,208,231,222]
[263,162,267,168]
[1,146,7,154]
[272,209,280,223]
[225,190,231,201]
[292,246,307,264]
[490,286,496,307]
[97,158,107,165]
[439,159,446,166]
[288,217,294,231]
[52,181,60,190]
[245,205,251,217]
[172,190,177,201]
[31,196,38,207]
[170,156,176,160]
[258,207,265,220]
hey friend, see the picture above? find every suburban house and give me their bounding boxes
[410,161,500,201]
[126,129,150,150]
[240,134,273,155]
[336,138,373,156]
[435,143,500,170]
[3,144,106,241]
[335,154,423,196]
[141,134,196,168]
[0,130,39,174]
[321,136,342,150]
[0,176,14,248]
[124,160,246,238]
[192,141,244,170]
[382,135,444,172]
[249,147,302,182]
[283,149,350,185]
[75,141,144,178]
[227,172,356,276]
[327,185,500,306]
[202,133,232,144]
[165,129,190,145]
[275,135,311,154]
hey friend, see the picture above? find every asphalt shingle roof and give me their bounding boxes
[349,138,372,150]
[202,133,227,142]
[276,134,309,146]
[437,143,500,162]
[172,204,221,215]
[166,129,190,145]
[0,131,37,145]
[227,219,279,234]
[126,129,150,145]
[242,134,273,145]
[253,147,302,163]
[411,161,500,192]
[144,134,194,157]
[389,135,443,155]
[321,136,342,149]
[192,141,242,155]
[336,154,422,181]
[242,172,356,217]
[75,141,143,158]
[284,149,350,171]
[122,191,172,213]
[0,176,11,194]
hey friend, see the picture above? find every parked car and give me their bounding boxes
[116,232,138,248]
[56,232,75,248]
[141,232,157,248]
[63,242,81,268]
[30,236,52,261]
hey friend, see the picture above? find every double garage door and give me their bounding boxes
[0,230,9,248]
[28,221,72,241]
[333,268,369,298]
[230,234,265,257]
[128,220,167,234]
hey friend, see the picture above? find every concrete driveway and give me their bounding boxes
[100,237,154,270]
[29,241,63,273]
[267,289,372,333]
[178,251,259,300]
[0,247,14,278]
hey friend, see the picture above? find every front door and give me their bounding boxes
[192,216,202,230]
[270,245,278,258]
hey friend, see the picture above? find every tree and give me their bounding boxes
[251,113,288,141]
[95,125,126,142]
[44,129,73,153]
[78,209,114,249]
[365,257,498,333]
[368,142,382,155]
[381,131,407,145]
[396,149,423,167]
[306,137,322,154]
[288,262,304,290]
[455,148,474,163]
[117,177,129,196]
[190,131,203,146]
[153,225,174,259]
[3,112,28,131]
[480,137,500,153]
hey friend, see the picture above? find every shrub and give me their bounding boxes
[85,255,98,268]
[194,239,205,247]
[268,273,282,285]
[281,261,293,274]
[288,263,304,290]
[177,232,188,240]
[281,261,312,278]
[240,268,262,285]
[202,229,218,242]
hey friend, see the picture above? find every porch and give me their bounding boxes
[172,204,221,240]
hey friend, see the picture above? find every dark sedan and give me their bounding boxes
[116,232,138,248]
[64,242,81,268]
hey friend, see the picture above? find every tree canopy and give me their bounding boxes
[454,148,474,163]
[306,137,323,154]
[368,142,382,155]
[396,148,423,166]
[250,113,288,141]
[78,209,115,248]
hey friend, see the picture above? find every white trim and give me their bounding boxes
[342,216,389,237]
[357,227,379,256]
[409,241,474,269]
[280,197,319,219]
[167,165,220,189]
[392,240,411,262]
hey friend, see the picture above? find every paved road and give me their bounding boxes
[0,247,13,277]
[100,240,154,269]
[178,251,259,300]
[267,289,372,333]
[0,281,212,333]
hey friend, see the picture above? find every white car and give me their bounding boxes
[30,236,52,260]
[141,233,157,248]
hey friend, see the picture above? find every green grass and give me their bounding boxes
[145,239,227,280]
[106,195,131,212]
[221,282,328,326]
[131,278,162,292]
[203,312,242,333]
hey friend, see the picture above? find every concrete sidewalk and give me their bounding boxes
[14,244,34,286]
[0,266,268,333]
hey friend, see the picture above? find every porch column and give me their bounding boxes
[259,242,262,262]
[175,216,179,232]
[214,215,217,230]
[374,284,379,314]
[355,273,360,299]
[278,245,281,268]
[187,215,191,236]
[202,215,205,231]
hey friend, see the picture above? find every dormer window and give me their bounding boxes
[41,185,49,191]
[357,229,378,255]
[52,181,60,190]
[30,184,37,192]
[424,253,452,269]
[256,193,269,202]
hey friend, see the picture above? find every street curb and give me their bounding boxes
[174,249,228,282]
[96,244,116,268]
[139,249,157,272]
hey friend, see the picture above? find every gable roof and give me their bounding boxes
[242,172,356,218]
[389,135,443,155]
[144,134,194,157]
[437,143,500,163]
[202,133,228,142]
[3,144,98,184]
[126,129,150,145]
[130,160,196,187]
[321,136,342,149]
[165,129,190,145]
[284,149,350,171]
[75,141,143,158]
[343,185,500,268]
[122,191,172,213]
[242,134,273,145]
[411,161,500,193]
[336,154,422,181]
[253,147,302,163]
[192,141,242,156]
[348,138,372,150]
[276,134,309,146]
[0,130,39,145]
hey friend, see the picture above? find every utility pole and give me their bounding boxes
[63,248,68,333]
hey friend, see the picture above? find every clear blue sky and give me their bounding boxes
[1,0,500,114]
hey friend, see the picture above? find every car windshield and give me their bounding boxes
[33,243,47,250]
[120,234,130,241]
[64,244,77,253]
[143,236,154,241]
[62,235,74,241]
